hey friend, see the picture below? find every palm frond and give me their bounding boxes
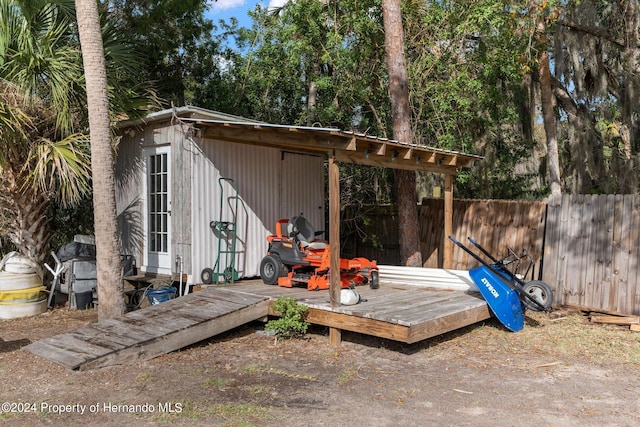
[25,133,92,207]
[0,82,35,168]
[1,0,82,136]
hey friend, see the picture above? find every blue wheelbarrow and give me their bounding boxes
[449,236,553,332]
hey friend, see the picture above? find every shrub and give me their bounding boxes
[265,296,309,339]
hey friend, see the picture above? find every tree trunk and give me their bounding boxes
[382,0,422,267]
[620,0,639,193]
[622,0,640,154]
[539,50,562,196]
[1,171,50,263]
[7,193,50,263]
[75,0,125,319]
[307,63,319,126]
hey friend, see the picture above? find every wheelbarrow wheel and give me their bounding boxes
[522,280,553,312]
[260,254,286,285]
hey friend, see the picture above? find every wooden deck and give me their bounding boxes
[25,280,491,370]
[228,281,491,344]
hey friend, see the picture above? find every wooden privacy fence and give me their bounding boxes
[542,194,640,316]
[343,194,640,316]
[342,198,548,277]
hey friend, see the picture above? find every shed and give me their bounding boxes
[115,106,481,293]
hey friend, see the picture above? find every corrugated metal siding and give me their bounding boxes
[190,137,325,283]
[116,122,177,272]
[115,130,145,262]
[280,152,325,229]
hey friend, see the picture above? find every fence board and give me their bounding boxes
[632,196,640,315]
[542,195,560,288]
[602,195,615,311]
[582,195,598,309]
[617,196,632,314]
[609,195,624,311]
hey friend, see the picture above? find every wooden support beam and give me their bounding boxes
[444,173,454,269]
[346,136,357,151]
[328,152,342,345]
[444,155,458,166]
[334,151,455,174]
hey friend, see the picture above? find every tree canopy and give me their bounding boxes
[191,0,640,199]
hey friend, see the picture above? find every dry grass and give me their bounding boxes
[422,309,640,365]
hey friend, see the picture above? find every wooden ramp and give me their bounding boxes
[25,287,270,370]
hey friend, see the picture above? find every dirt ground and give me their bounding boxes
[1,305,640,427]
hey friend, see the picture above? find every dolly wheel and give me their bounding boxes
[260,254,285,285]
[369,270,380,289]
[522,280,553,312]
[201,268,214,284]
[224,267,237,283]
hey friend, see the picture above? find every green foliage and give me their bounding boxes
[404,0,530,154]
[213,0,540,200]
[49,192,94,251]
[107,0,219,108]
[0,0,156,260]
[265,297,310,340]
[101,0,640,198]
[216,0,389,131]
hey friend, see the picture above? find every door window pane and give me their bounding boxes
[149,153,169,254]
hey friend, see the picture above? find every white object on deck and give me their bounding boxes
[340,289,362,305]
[377,265,478,292]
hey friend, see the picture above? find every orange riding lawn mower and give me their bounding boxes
[259,216,379,291]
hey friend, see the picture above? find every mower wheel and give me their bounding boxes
[201,268,214,284]
[260,254,285,285]
[522,280,553,312]
[369,270,380,289]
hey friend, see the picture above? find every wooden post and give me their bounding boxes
[328,152,342,345]
[444,173,454,269]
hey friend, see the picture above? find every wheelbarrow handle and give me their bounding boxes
[467,237,500,264]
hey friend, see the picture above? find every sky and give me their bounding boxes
[206,0,289,29]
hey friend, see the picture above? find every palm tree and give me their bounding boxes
[1,0,155,318]
[75,0,126,318]
[0,0,91,262]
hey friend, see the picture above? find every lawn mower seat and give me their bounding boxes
[288,216,326,250]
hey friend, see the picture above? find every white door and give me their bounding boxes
[144,146,172,274]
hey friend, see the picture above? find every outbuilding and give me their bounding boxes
[115,106,481,292]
